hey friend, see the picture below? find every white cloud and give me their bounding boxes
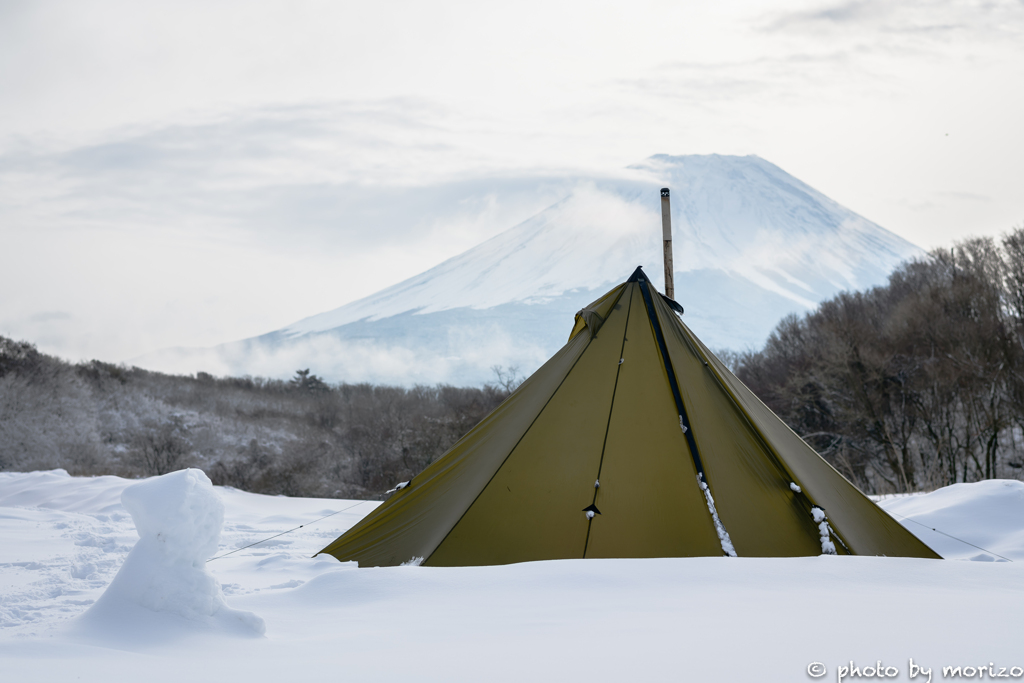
[136,325,551,387]
[0,0,1021,368]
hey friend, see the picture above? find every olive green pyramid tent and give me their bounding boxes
[319,267,938,566]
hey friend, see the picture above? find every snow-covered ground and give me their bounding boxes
[1,469,1021,682]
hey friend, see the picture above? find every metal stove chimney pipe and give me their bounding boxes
[661,187,674,300]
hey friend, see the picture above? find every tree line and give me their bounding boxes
[0,336,519,498]
[732,227,1024,494]
[4,227,1024,498]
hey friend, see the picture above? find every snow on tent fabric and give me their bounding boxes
[811,506,838,555]
[697,473,737,557]
[318,268,939,566]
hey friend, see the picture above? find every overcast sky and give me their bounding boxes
[1,0,1022,365]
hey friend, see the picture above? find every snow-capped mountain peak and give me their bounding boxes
[283,154,917,339]
[136,154,921,385]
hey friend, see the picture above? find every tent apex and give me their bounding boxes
[627,266,647,283]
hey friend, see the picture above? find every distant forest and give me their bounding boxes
[3,228,1024,497]
[0,343,520,499]
[731,227,1024,493]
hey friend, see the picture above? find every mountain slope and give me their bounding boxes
[137,155,921,385]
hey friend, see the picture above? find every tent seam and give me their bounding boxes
[582,284,635,558]
[637,276,737,556]
[651,295,857,555]
[636,278,706,479]
[423,287,628,566]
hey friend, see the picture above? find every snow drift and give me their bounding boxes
[2,470,1024,682]
[878,479,1024,562]
[74,469,265,644]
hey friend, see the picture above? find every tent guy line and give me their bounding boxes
[206,500,374,563]
[881,508,1013,562]
[197,485,1011,565]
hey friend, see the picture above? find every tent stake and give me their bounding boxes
[661,188,674,300]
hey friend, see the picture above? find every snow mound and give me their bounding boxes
[878,479,1024,561]
[74,469,265,644]
[0,468,128,514]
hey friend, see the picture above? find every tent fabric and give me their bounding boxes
[318,267,939,566]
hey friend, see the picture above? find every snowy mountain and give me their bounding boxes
[138,155,922,385]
